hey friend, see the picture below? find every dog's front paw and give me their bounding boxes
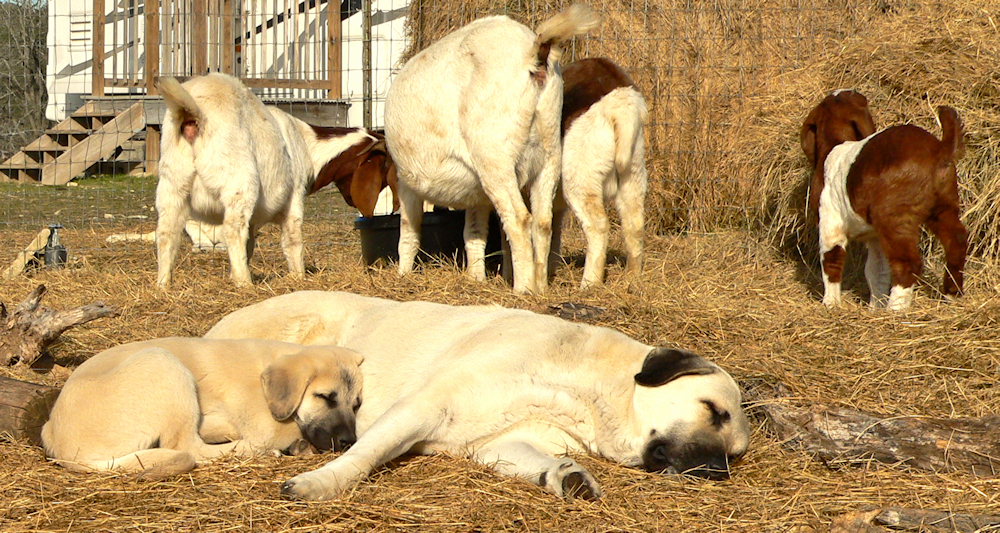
[280,469,347,501]
[540,460,602,500]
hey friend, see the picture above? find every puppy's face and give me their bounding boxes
[631,348,750,480]
[261,346,364,452]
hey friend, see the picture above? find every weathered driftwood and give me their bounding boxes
[0,284,119,367]
[761,391,1000,476]
[0,376,60,446]
[830,507,1000,533]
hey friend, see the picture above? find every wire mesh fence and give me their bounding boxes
[1,0,998,261]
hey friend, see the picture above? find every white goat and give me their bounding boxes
[552,57,648,288]
[155,73,380,287]
[384,4,600,294]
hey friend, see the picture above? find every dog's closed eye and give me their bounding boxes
[701,400,730,428]
[315,392,339,408]
[353,397,361,413]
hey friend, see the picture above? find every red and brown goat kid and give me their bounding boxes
[800,90,968,311]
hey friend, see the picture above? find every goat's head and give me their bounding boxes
[800,90,876,170]
[310,132,400,218]
[801,90,877,223]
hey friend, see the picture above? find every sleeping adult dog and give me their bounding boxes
[42,338,363,479]
[205,291,751,501]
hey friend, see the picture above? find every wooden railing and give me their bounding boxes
[91,0,343,99]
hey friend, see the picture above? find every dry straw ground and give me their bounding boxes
[3,189,1000,531]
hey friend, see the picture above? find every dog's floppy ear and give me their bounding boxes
[635,348,716,387]
[261,355,313,421]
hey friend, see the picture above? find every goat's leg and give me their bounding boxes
[221,202,254,287]
[549,198,567,279]
[927,207,968,297]
[615,150,648,278]
[880,231,922,311]
[463,207,490,281]
[818,221,848,307]
[864,240,892,307]
[567,190,609,290]
[154,176,193,288]
[485,188,535,294]
[526,81,565,294]
[396,182,423,275]
[279,195,306,279]
[529,157,559,293]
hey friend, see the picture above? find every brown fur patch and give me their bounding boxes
[309,129,398,218]
[561,58,637,135]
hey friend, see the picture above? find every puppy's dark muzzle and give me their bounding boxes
[304,424,357,452]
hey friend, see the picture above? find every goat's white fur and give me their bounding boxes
[384,5,600,294]
[554,86,648,288]
[155,73,315,287]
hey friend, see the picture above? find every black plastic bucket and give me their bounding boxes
[354,209,502,271]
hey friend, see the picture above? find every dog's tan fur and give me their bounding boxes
[42,338,363,478]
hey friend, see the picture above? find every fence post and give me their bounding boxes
[92,0,105,96]
[193,0,207,74]
[362,0,371,129]
[328,0,342,99]
[145,0,161,175]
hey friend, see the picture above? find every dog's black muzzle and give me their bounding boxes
[642,437,735,480]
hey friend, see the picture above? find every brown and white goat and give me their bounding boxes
[384,4,600,294]
[801,90,968,310]
[305,127,398,218]
[551,57,648,289]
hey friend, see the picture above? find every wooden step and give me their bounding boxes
[41,102,146,185]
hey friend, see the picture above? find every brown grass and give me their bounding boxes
[3,195,1000,531]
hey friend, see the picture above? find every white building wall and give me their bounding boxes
[46,0,409,129]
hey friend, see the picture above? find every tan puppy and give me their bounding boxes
[42,338,363,478]
[206,291,751,501]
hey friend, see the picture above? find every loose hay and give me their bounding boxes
[2,195,1000,531]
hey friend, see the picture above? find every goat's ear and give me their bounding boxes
[261,355,313,421]
[845,91,876,140]
[635,348,716,387]
[800,105,822,169]
[350,155,389,218]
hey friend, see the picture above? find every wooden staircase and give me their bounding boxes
[0,99,153,184]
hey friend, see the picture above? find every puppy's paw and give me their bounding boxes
[285,439,317,456]
[540,460,602,500]
[280,469,349,501]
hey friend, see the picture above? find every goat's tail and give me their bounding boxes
[937,105,965,162]
[533,4,601,66]
[609,88,648,177]
[157,76,204,143]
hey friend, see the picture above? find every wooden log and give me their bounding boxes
[1,285,120,367]
[3,228,49,280]
[830,507,1000,532]
[0,376,60,446]
[761,393,1000,476]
